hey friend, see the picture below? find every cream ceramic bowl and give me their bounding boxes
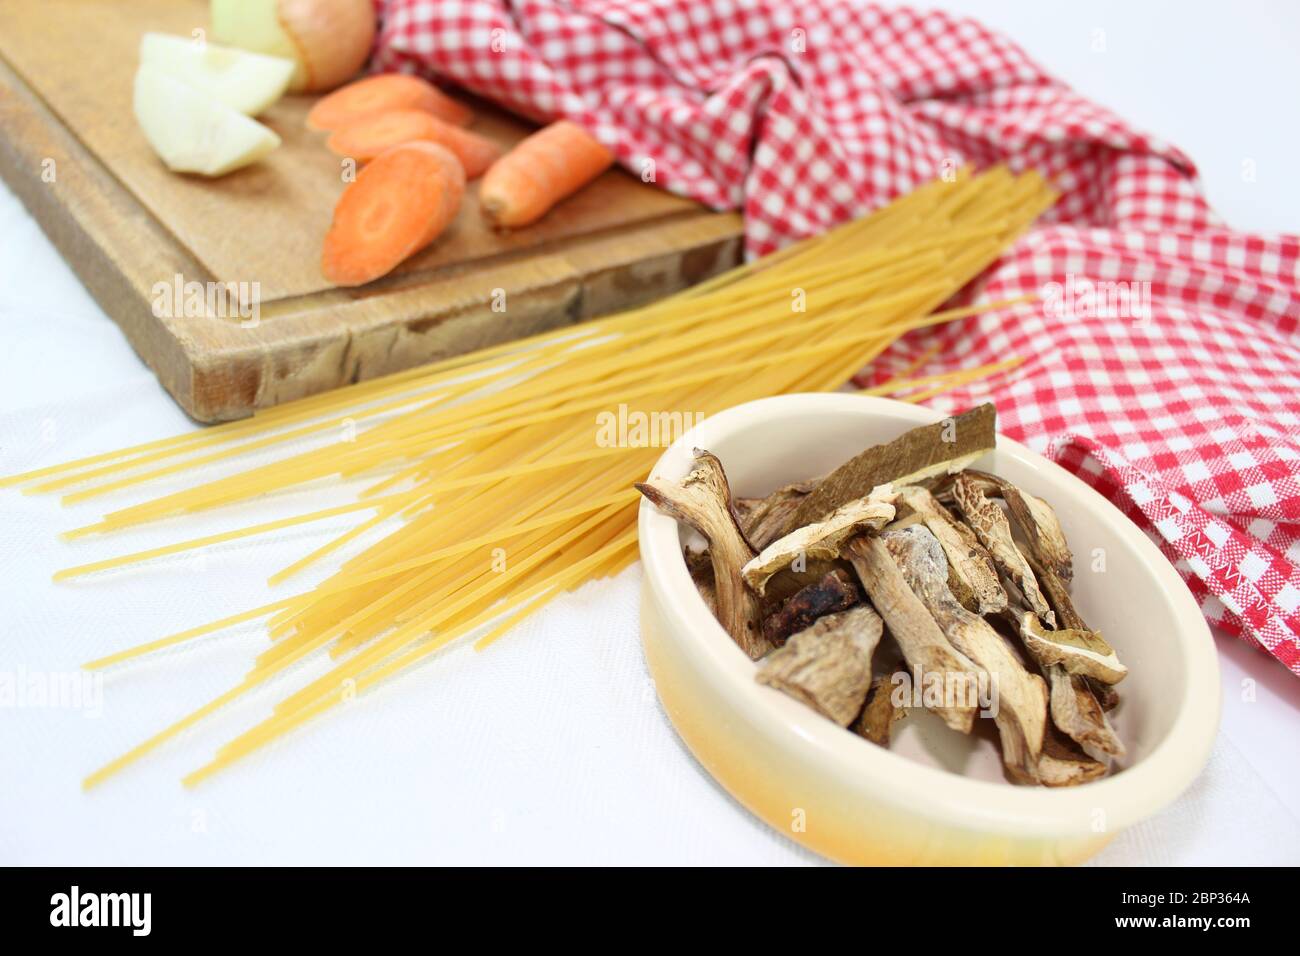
[638,394,1220,866]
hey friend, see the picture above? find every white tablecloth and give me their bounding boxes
[3,0,1299,865]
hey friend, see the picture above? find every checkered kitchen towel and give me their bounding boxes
[372,1,1300,674]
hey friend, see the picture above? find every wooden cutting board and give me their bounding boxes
[0,0,743,421]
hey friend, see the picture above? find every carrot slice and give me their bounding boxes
[321,142,466,287]
[326,109,503,178]
[307,74,473,131]
[479,120,614,228]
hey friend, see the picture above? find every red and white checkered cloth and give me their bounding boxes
[373,0,1300,675]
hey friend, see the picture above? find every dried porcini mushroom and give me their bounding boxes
[1047,664,1125,760]
[1023,549,1132,725]
[735,478,819,551]
[896,485,1007,616]
[1088,677,1121,712]
[961,470,1074,583]
[986,490,1127,753]
[684,546,717,617]
[1027,553,1085,628]
[762,568,862,646]
[882,512,926,533]
[637,450,769,659]
[780,403,997,534]
[882,526,1048,781]
[853,673,908,747]
[684,546,712,580]
[1020,612,1128,685]
[1005,488,1073,584]
[754,558,849,607]
[755,604,883,726]
[950,474,1056,626]
[958,471,1126,686]
[1001,597,1124,761]
[1036,725,1109,787]
[845,534,982,735]
[742,487,896,595]
[643,403,1130,788]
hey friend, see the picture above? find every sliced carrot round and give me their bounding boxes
[326,109,503,178]
[307,74,473,131]
[321,142,466,287]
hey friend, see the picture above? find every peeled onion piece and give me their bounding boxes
[134,64,280,176]
[210,0,377,93]
[139,33,294,115]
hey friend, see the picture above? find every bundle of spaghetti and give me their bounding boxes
[3,166,1057,788]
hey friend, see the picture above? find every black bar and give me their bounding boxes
[0,867,1281,940]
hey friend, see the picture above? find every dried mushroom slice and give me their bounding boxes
[781,403,997,534]
[684,546,712,580]
[974,477,1128,689]
[853,673,908,746]
[846,535,982,734]
[762,568,861,646]
[755,557,848,607]
[1005,486,1073,584]
[1020,612,1127,685]
[755,604,883,726]
[882,512,926,533]
[735,478,819,551]
[684,546,717,617]
[1087,677,1121,712]
[1025,551,1129,688]
[1027,553,1085,628]
[637,450,769,659]
[1001,598,1125,761]
[959,471,1127,686]
[882,526,1048,781]
[1047,665,1125,760]
[1036,725,1109,787]
[742,487,896,595]
[896,485,1007,615]
[950,474,1056,626]
[962,470,1073,583]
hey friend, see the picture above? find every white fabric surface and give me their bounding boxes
[3,0,1300,865]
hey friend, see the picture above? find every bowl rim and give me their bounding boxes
[638,393,1221,838]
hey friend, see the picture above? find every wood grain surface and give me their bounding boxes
[0,0,743,421]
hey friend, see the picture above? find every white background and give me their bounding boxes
[2,1,1299,865]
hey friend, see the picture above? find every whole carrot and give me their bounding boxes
[480,120,614,228]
